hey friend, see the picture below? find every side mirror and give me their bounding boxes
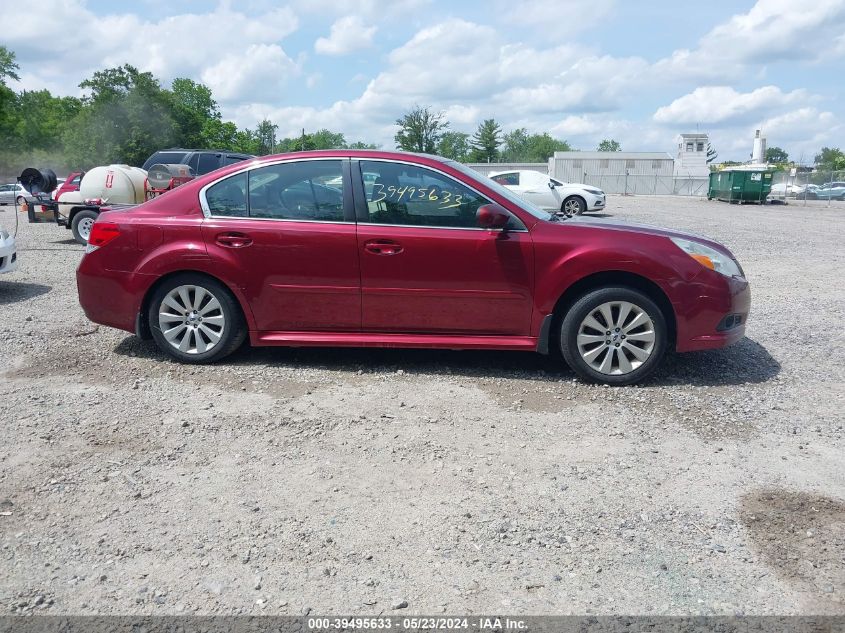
[548,180,556,189]
[476,203,510,230]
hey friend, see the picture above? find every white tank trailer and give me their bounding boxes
[57,165,148,208]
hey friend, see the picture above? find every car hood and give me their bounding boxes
[565,216,730,252]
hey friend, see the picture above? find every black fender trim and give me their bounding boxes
[536,313,554,355]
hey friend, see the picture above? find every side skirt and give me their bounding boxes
[251,330,538,352]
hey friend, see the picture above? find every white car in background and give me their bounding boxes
[489,170,606,217]
[0,229,17,274]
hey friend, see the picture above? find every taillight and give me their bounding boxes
[85,222,120,253]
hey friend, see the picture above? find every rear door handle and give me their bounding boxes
[364,240,403,255]
[216,232,253,248]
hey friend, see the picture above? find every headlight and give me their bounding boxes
[584,188,603,195]
[671,237,743,278]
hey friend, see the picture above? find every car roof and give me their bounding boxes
[243,149,453,165]
[153,148,255,156]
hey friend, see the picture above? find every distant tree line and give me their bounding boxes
[394,105,576,162]
[0,46,375,175]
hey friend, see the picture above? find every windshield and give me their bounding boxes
[445,161,555,221]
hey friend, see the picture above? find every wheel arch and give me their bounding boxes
[548,270,677,351]
[136,269,252,340]
[67,205,99,222]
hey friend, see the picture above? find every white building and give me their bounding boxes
[549,151,674,194]
[674,133,710,179]
[673,133,710,196]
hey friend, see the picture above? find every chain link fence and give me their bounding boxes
[769,169,845,206]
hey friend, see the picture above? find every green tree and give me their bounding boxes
[524,132,571,162]
[63,65,179,167]
[765,146,789,164]
[814,147,845,171]
[436,131,471,161]
[597,139,621,152]
[348,140,379,150]
[501,128,530,162]
[170,78,220,148]
[253,119,278,155]
[706,143,718,164]
[394,105,448,153]
[0,45,20,84]
[470,118,502,162]
[500,128,571,162]
[12,90,81,151]
[0,46,20,146]
[311,129,347,149]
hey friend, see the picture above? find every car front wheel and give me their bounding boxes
[562,196,586,217]
[148,274,246,363]
[560,287,667,385]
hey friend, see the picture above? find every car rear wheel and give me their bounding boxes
[560,287,667,385]
[71,209,99,244]
[562,196,586,217]
[148,274,246,364]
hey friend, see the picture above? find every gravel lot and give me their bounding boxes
[0,196,843,616]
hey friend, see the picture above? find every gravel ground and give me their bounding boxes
[0,196,843,616]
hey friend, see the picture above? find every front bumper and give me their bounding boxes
[675,274,751,353]
[584,192,606,211]
[0,235,17,274]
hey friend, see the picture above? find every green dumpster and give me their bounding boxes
[708,169,774,204]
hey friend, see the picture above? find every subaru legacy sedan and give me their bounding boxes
[76,150,750,385]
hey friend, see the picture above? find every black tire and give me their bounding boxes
[560,286,667,386]
[148,273,247,364]
[15,195,24,207]
[71,209,99,245]
[561,196,586,217]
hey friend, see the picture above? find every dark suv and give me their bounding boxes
[141,149,254,175]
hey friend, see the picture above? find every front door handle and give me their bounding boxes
[364,240,403,255]
[216,232,253,248]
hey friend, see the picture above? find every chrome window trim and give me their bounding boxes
[199,155,528,232]
[199,156,346,220]
[356,158,528,232]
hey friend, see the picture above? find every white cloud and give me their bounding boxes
[653,86,814,125]
[495,0,615,29]
[5,0,299,101]
[201,45,300,103]
[315,16,377,56]
[654,0,845,80]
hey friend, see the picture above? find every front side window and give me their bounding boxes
[248,160,344,221]
[360,161,492,228]
[491,172,519,186]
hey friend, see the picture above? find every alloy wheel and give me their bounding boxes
[576,300,656,375]
[157,285,226,354]
[563,199,581,216]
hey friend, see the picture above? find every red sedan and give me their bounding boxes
[76,150,750,385]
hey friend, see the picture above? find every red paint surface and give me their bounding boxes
[76,150,750,356]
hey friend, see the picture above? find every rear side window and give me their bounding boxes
[205,173,247,217]
[196,153,221,175]
[223,155,249,166]
[360,161,492,229]
[492,173,519,186]
[142,152,187,170]
[248,160,344,221]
